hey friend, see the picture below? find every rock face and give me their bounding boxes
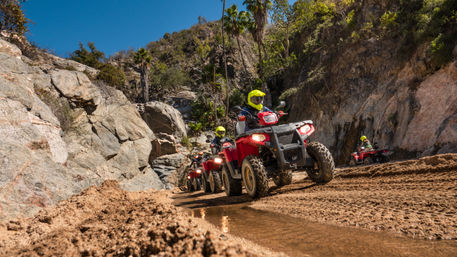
[0,38,181,221]
[285,39,457,164]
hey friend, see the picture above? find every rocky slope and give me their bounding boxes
[282,1,457,164]
[0,37,188,222]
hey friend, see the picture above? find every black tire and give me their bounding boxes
[192,177,201,191]
[306,142,334,183]
[241,155,269,198]
[222,165,242,196]
[186,180,194,192]
[202,173,211,193]
[380,155,390,163]
[209,170,223,193]
[273,170,293,187]
[348,157,356,166]
[363,157,372,165]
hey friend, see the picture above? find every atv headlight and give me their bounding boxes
[251,134,266,142]
[214,157,223,164]
[187,175,191,180]
[299,125,311,135]
[196,169,202,174]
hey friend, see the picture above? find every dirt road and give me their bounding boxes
[254,153,457,240]
[174,153,457,256]
[1,153,456,256]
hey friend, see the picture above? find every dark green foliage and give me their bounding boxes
[150,62,190,92]
[0,0,28,35]
[70,42,127,88]
[70,42,105,68]
[229,88,246,107]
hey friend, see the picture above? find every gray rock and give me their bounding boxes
[0,142,76,221]
[0,38,168,222]
[140,101,187,138]
[120,166,164,192]
[50,70,102,107]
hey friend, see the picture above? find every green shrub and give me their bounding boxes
[229,88,246,107]
[97,63,126,88]
[380,11,398,32]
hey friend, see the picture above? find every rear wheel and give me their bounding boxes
[242,156,269,198]
[209,170,223,193]
[273,170,292,187]
[306,142,334,183]
[202,173,211,193]
[380,155,390,163]
[192,177,201,191]
[222,165,242,196]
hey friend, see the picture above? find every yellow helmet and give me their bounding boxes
[360,136,367,142]
[247,89,266,111]
[215,126,226,137]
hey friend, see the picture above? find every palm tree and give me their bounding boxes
[243,0,272,102]
[133,48,152,102]
[224,4,251,74]
[221,0,230,117]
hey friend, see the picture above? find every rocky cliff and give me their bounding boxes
[281,1,457,164]
[0,38,188,221]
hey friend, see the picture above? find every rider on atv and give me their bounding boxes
[360,135,373,152]
[211,126,227,153]
[240,90,274,132]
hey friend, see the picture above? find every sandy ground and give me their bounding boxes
[252,153,457,240]
[0,181,285,257]
[1,153,456,256]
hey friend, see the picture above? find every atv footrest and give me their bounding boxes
[279,144,302,151]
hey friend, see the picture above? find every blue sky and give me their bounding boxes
[23,0,252,57]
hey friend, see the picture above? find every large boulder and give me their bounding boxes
[139,101,187,139]
[151,153,189,189]
[0,38,166,222]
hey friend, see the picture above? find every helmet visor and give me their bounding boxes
[217,131,226,137]
[251,96,264,105]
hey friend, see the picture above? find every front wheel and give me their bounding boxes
[242,156,269,198]
[222,165,242,196]
[209,170,223,193]
[306,142,334,183]
[273,170,292,187]
[348,157,356,166]
[186,179,194,192]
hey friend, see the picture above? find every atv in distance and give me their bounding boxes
[186,167,203,192]
[222,101,335,198]
[199,137,236,194]
[349,143,392,166]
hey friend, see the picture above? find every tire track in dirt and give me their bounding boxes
[252,153,457,240]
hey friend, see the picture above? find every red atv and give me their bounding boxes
[185,152,204,192]
[186,167,203,192]
[349,143,391,166]
[221,102,335,198]
[201,138,234,193]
